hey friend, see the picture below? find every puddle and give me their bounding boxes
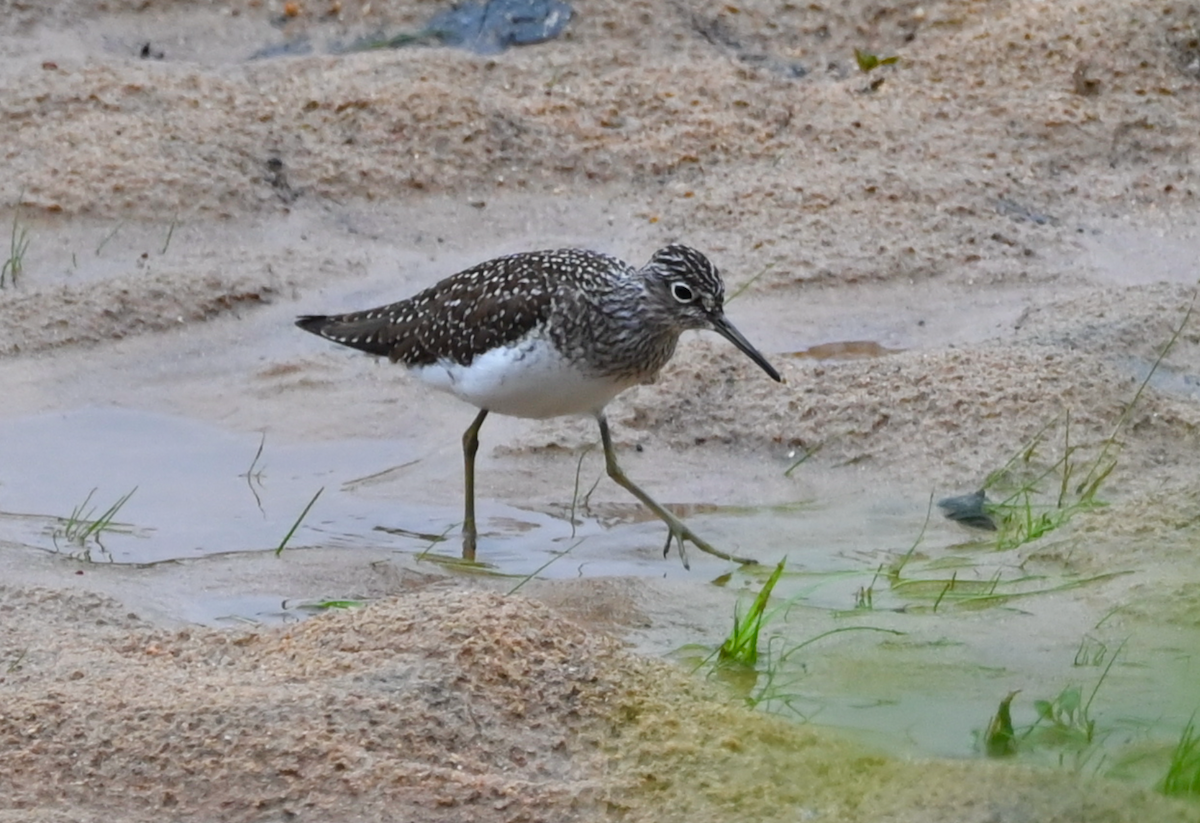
[0,406,850,573]
[678,546,1200,763]
[748,613,1200,764]
[1,406,1197,772]
[0,406,437,564]
[0,406,931,566]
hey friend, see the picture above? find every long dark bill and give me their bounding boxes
[709,314,783,383]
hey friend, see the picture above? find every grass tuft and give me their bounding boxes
[52,487,137,554]
[2,201,30,288]
[1158,714,1200,798]
[719,559,786,667]
[979,639,1126,764]
[949,285,1196,551]
[1031,684,1097,747]
[980,411,1111,550]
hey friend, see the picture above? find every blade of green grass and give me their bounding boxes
[507,538,585,595]
[275,487,323,556]
[719,558,786,667]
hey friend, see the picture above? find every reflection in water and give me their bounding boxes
[786,339,903,360]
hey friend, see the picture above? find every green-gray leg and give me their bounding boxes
[461,408,489,561]
[596,414,757,568]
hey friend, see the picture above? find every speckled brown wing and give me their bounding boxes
[296,253,561,367]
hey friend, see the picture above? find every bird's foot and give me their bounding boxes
[659,517,758,568]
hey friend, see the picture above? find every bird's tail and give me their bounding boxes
[295,313,394,357]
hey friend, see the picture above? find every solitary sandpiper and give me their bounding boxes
[297,244,782,566]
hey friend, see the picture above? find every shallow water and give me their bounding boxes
[3,404,1197,768]
[0,406,884,574]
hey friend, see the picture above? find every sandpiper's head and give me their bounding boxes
[643,244,726,330]
[643,244,782,383]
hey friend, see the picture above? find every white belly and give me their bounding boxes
[410,337,633,419]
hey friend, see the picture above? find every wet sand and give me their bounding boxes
[2,0,1200,820]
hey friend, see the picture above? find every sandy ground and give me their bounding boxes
[2,0,1200,820]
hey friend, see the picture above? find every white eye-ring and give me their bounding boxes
[671,282,695,303]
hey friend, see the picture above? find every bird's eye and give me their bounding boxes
[670,282,695,303]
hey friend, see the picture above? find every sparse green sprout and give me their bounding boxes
[2,204,30,288]
[1019,641,1123,760]
[1158,714,1200,798]
[738,625,905,715]
[727,263,773,303]
[1083,286,1196,495]
[161,217,178,255]
[95,220,124,256]
[567,441,598,539]
[989,489,1097,551]
[854,563,886,610]
[970,411,1109,551]
[241,432,268,513]
[275,486,324,556]
[985,690,1021,758]
[931,571,959,612]
[1074,635,1109,667]
[719,558,786,667]
[854,48,899,73]
[1032,685,1096,745]
[290,598,367,611]
[413,520,460,561]
[53,487,138,553]
[784,442,822,477]
[938,288,1195,553]
[506,538,584,595]
[888,508,1126,610]
[6,648,28,674]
